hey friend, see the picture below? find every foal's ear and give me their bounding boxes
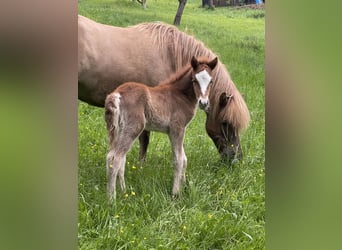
[191,56,199,69]
[219,92,233,107]
[208,57,218,70]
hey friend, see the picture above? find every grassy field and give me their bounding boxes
[78,0,265,248]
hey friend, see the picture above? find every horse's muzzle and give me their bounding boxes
[220,144,243,164]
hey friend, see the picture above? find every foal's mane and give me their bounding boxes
[159,56,213,86]
[134,22,250,132]
[159,64,192,86]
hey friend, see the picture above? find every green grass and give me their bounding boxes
[78,0,264,248]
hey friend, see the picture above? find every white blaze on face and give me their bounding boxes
[195,70,212,110]
[195,70,212,96]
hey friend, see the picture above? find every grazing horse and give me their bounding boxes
[105,56,218,199]
[78,15,250,162]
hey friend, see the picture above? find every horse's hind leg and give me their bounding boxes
[138,130,150,163]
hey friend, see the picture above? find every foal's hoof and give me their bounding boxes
[172,191,183,200]
[107,192,116,203]
[172,194,179,200]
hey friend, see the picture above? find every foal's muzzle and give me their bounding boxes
[199,98,209,110]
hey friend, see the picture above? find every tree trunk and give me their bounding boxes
[173,0,187,26]
[208,0,214,8]
[202,0,214,8]
[230,0,239,6]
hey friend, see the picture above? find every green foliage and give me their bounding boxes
[78,0,264,248]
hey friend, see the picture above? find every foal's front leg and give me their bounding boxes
[169,128,187,196]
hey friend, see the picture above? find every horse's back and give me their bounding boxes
[78,16,173,106]
[78,16,171,79]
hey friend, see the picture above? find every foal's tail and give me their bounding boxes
[105,92,121,146]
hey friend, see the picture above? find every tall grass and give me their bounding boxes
[78,0,264,248]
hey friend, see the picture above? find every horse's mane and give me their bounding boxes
[134,22,250,132]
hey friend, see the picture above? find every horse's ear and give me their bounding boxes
[219,92,233,107]
[208,57,218,70]
[191,56,199,69]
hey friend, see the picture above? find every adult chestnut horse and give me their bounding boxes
[78,15,250,162]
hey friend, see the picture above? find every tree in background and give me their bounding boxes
[202,0,215,8]
[173,0,187,25]
[230,0,240,6]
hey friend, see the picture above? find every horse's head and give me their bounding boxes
[206,90,249,163]
[205,100,241,162]
[190,56,218,111]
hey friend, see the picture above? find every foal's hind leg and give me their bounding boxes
[107,140,135,199]
[106,150,125,200]
[138,130,150,163]
[107,126,145,199]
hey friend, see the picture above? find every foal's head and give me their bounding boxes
[190,56,218,111]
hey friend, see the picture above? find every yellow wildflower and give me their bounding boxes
[131,191,136,196]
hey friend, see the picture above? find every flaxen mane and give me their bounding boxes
[135,22,250,132]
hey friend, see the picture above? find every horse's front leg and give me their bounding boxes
[169,128,187,197]
[138,130,150,163]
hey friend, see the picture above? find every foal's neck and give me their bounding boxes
[167,68,197,101]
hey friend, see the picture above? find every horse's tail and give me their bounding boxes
[105,92,121,146]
